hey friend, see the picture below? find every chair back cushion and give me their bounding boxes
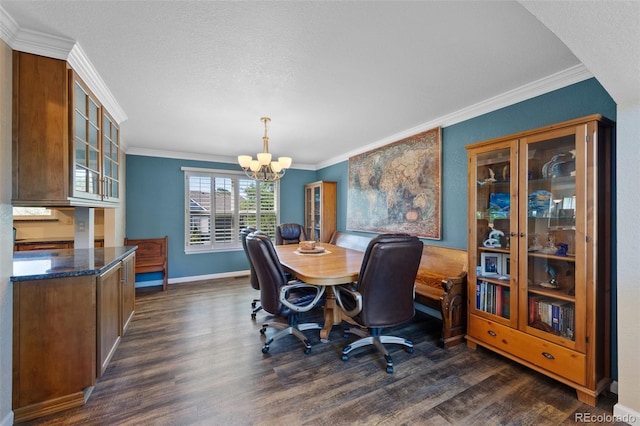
[246,233,289,316]
[356,234,423,328]
[240,226,259,290]
[276,223,308,245]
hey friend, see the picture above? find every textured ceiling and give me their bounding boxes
[0,1,591,168]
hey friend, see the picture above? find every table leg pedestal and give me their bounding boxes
[320,287,344,342]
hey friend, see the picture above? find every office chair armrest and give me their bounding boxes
[334,283,363,317]
[280,281,326,313]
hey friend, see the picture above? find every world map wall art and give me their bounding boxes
[347,127,442,239]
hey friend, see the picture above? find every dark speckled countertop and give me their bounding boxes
[11,246,137,281]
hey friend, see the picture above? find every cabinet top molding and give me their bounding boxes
[465,114,613,150]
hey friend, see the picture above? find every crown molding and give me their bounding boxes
[0,6,73,59]
[67,43,127,124]
[315,64,593,170]
[0,5,127,124]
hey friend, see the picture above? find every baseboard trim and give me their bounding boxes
[135,270,250,288]
[610,380,618,394]
[0,411,14,426]
[613,403,640,425]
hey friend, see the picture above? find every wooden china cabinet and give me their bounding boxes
[304,181,337,243]
[465,115,613,406]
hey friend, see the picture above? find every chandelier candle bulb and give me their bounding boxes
[278,157,292,169]
[271,161,282,173]
[257,152,271,166]
[238,155,252,168]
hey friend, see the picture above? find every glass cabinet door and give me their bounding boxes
[102,111,120,200]
[73,78,102,201]
[305,185,314,239]
[312,186,321,241]
[469,142,517,325]
[519,127,582,349]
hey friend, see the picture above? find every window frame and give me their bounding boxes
[182,167,280,254]
[12,207,58,221]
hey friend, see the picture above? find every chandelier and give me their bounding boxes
[237,117,292,182]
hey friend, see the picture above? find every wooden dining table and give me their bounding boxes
[274,243,364,341]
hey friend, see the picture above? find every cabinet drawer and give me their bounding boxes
[468,315,586,385]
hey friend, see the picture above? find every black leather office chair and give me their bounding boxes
[334,234,423,373]
[275,223,308,245]
[240,226,264,319]
[246,232,325,354]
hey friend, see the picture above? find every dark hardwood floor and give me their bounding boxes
[19,277,622,426]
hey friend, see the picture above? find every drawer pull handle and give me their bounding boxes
[542,352,555,360]
[487,330,497,337]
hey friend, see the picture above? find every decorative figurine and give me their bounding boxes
[540,234,557,254]
[529,234,543,252]
[540,264,559,288]
[555,243,568,256]
[483,228,504,248]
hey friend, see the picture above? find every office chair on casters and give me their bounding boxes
[334,234,423,373]
[246,232,325,355]
[276,223,308,245]
[240,226,262,319]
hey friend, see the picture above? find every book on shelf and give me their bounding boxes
[476,280,510,319]
[528,295,575,340]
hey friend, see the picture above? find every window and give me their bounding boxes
[183,167,279,252]
[12,207,56,221]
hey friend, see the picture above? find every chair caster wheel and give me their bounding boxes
[406,347,414,354]
[251,301,257,308]
[262,346,270,354]
[386,366,394,374]
[341,354,349,362]
[304,347,311,355]
[251,313,257,320]
[260,327,266,334]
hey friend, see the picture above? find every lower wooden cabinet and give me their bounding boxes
[12,276,97,422]
[13,254,135,423]
[97,263,122,378]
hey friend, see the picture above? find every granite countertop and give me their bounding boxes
[11,246,137,282]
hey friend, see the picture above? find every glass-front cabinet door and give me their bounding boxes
[102,110,120,201]
[72,77,102,201]
[468,140,518,328]
[519,126,585,352]
[71,73,121,203]
[304,184,321,241]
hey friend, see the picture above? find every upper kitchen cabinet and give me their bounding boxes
[12,52,121,207]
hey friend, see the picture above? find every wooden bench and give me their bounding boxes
[330,231,468,348]
[414,245,468,348]
[124,236,168,291]
[329,230,372,251]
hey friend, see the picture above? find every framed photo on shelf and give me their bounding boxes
[480,252,502,276]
